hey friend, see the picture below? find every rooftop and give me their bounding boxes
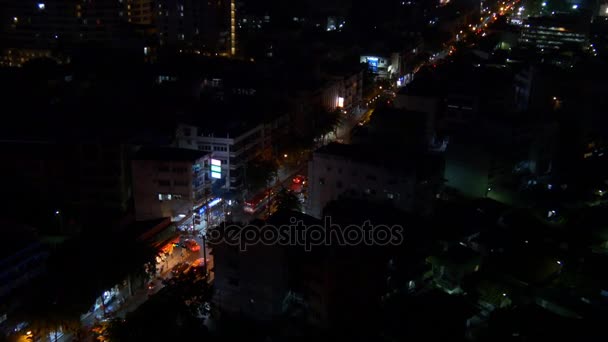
[179,97,284,138]
[314,142,415,173]
[133,146,208,162]
[524,14,591,32]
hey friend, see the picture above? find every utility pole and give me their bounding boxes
[191,209,196,237]
[202,234,208,279]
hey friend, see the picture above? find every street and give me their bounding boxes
[40,232,214,342]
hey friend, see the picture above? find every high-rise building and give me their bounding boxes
[127,0,235,55]
[0,0,132,48]
[520,14,590,52]
[0,0,235,66]
[0,0,140,66]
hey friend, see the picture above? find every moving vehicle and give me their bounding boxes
[183,239,200,252]
[291,175,307,193]
[244,189,274,214]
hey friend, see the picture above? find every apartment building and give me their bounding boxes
[131,146,210,221]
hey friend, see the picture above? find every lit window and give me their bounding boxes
[167,194,172,200]
[158,194,163,201]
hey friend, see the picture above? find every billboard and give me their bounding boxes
[211,159,221,179]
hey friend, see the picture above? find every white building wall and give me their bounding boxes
[175,123,267,191]
[306,152,416,218]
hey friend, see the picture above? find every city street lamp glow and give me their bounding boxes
[542,2,546,6]
[572,4,578,9]
[37,3,45,10]
[55,210,60,215]
[283,154,288,158]
[557,260,562,265]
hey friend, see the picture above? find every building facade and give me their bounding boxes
[175,114,288,192]
[211,232,288,320]
[126,0,234,54]
[520,15,589,52]
[306,143,425,219]
[0,0,141,66]
[360,53,402,80]
[131,146,210,221]
[0,223,48,332]
[319,70,364,112]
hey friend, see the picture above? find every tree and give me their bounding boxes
[104,268,212,342]
[273,188,302,212]
[13,230,157,341]
[276,135,313,167]
[245,158,278,192]
[311,107,343,145]
[12,281,82,342]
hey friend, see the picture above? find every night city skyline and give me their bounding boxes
[1,0,608,341]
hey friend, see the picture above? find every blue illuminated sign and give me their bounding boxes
[208,198,222,208]
[198,197,223,215]
[366,57,378,72]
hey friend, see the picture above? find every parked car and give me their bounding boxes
[172,262,190,275]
